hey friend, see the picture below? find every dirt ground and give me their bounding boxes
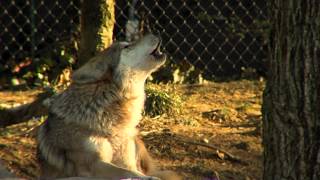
[0,80,264,180]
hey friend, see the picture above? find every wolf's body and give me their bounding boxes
[37,34,179,180]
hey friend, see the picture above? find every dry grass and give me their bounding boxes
[0,79,265,179]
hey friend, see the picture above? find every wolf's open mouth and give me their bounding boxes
[150,40,164,58]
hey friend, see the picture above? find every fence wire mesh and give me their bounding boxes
[0,0,268,82]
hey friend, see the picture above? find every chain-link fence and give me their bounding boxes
[0,0,268,83]
[115,0,268,79]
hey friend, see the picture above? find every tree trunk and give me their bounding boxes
[77,0,115,67]
[262,0,320,179]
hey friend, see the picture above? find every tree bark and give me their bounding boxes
[77,0,115,67]
[263,0,320,179]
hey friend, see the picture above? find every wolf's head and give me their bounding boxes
[120,34,166,73]
[72,34,166,85]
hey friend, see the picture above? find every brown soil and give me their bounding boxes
[0,80,264,180]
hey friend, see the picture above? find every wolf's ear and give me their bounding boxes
[72,55,113,84]
[72,43,121,84]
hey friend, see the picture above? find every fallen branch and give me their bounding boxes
[177,137,248,165]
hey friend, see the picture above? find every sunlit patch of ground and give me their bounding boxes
[0,80,264,179]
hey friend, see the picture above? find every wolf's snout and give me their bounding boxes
[142,34,160,52]
[142,34,165,60]
[119,33,166,71]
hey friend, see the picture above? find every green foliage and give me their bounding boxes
[31,45,76,87]
[2,41,77,89]
[144,85,182,117]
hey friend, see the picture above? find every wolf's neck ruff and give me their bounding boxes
[49,78,145,135]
